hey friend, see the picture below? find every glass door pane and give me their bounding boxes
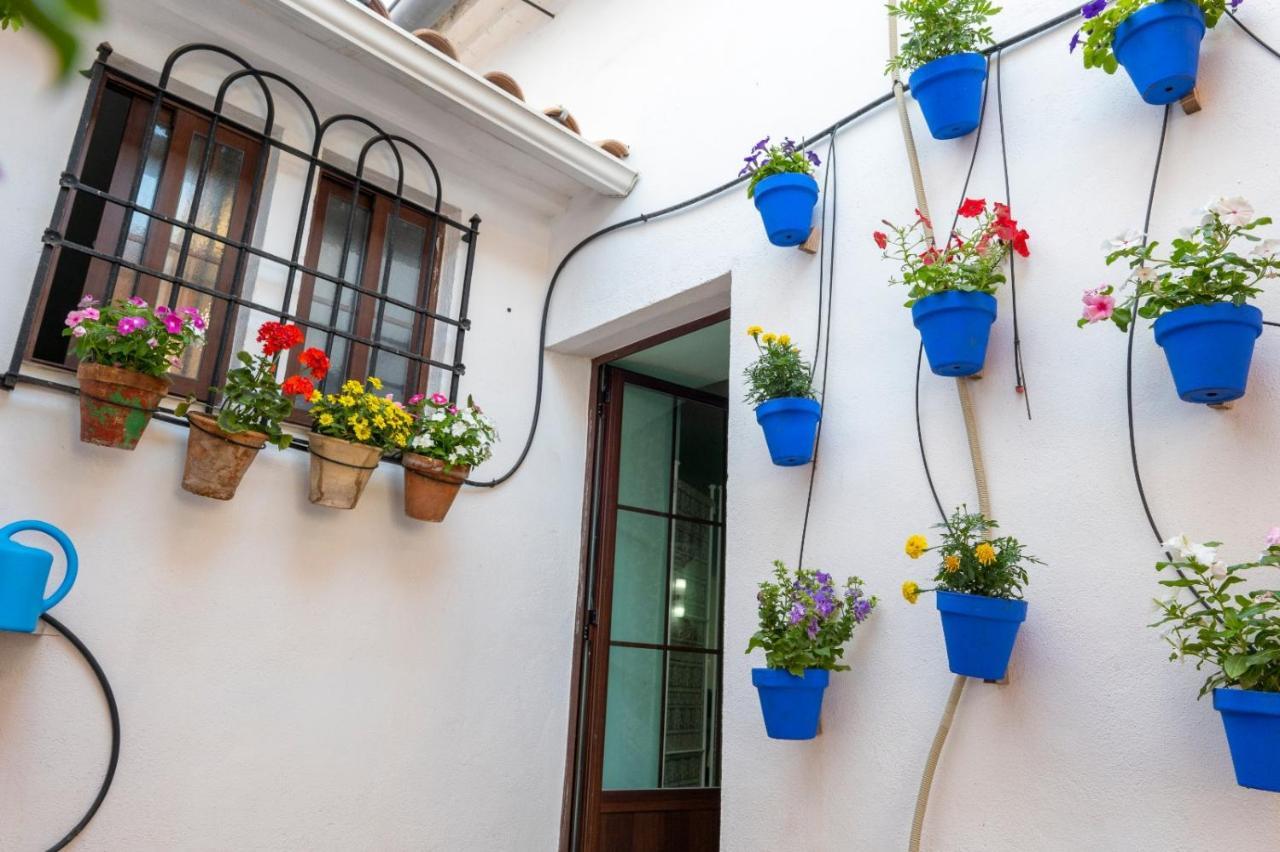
[305,192,369,393]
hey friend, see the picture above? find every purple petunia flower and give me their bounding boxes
[1081,0,1106,19]
[752,136,770,153]
[163,313,184,334]
[805,150,821,167]
[1069,30,1082,52]
[852,598,872,623]
[816,571,831,586]
[788,603,806,625]
[806,619,819,640]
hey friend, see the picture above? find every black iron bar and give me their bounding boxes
[357,134,409,381]
[449,215,480,401]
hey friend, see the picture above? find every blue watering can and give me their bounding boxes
[0,520,78,633]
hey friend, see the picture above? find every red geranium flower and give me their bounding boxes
[299,347,330,381]
[873,231,889,250]
[920,247,941,266]
[958,198,986,218]
[281,375,314,398]
[1012,228,1031,258]
[257,321,305,357]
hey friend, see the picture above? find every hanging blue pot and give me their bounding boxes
[752,667,830,740]
[911,290,997,377]
[936,590,1026,680]
[0,520,78,634]
[909,52,987,140]
[755,397,821,466]
[752,173,818,247]
[1113,0,1206,105]
[1214,688,1280,793]
[1153,302,1262,404]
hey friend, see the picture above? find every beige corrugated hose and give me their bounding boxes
[889,12,995,852]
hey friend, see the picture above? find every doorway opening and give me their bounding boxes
[566,311,729,852]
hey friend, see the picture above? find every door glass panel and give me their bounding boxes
[662,652,720,788]
[609,511,669,646]
[674,398,726,521]
[369,214,427,400]
[601,646,663,790]
[668,519,721,650]
[305,192,369,393]
[616,384,673,512]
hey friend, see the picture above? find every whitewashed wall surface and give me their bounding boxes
[2,0,1280,850]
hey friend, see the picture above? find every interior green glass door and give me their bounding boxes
[600,376,726,791]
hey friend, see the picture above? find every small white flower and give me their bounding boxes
[450,421,466,437]
[1134,266,1157,284]
[1210,561,1228,579]
[1251,239,1280,259]
[1103,228,1145,252]
[1163,534,1193,558]
[1190,543,1218,567]
[1208,196,1255,228]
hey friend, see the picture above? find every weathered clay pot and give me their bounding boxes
[181,411,267,500]
[76,362,170,450]
[307,432,382,509]
[401,454,469,522]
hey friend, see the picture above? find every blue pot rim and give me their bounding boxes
[908,51,987,92]
[1214,686,1280,716]
[911,289,998,320]
[935,590,1028,622]
[1153,302,1262,344]
[1114,0,1206,51]
[755,396,821,418]
[753,171,819,203]
[751,667,831,688]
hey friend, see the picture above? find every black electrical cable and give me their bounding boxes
[996,50,1032,419]
[36,613,121,852]
[797,137,839,569]
[1229,10,1280,61]
[463,6,1083,489]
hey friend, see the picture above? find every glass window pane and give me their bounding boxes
[674,399,726,521]
[306,192,369,393]
[113,121,172,299]
[617,384,673,512]
[369,215,427,400]
[602,646,663,790]
[668,519,722,650]
[662,652,719,788]
[609,511,669,646]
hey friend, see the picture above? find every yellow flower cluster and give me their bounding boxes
[746,325,795,350]
[975,542,997,566]
[905,534,928,559]
[308,377,414,451]
[901,580,920,605]
[943,554,961,573]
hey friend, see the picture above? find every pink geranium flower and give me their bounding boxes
[1267,526,1280,547]
[116,316,147,335]
[127,296,148,308]
[163,313,184,334]
[430,392,448,405]
[1081,288,1115,324]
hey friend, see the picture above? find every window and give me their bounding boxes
[10,44,478,416]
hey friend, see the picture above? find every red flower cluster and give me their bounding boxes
[257,321,305,357]
[991,202,1031,258]
[281,375,315,398]
[299,347,330,381]
[873,231,889,250]
[958,197,987,218]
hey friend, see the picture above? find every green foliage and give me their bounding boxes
[746,560,877,676]
[877,199,1027,308]
[1087,199,1280,332]
[739,137,819,199]
[742,326,815,406]
[407,394,498,470]
[886,0,1000,76]
[63,296,205,378]
[178,351,297,451]
[1152,536,1280,697]
[0,0,102,79]
[1075,1,1230,76]
[906,507,1041,600]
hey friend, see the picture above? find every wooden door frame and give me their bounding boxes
[558,308,730,852]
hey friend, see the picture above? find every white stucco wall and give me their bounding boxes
[3,0,1280,850]
[489,0,1280,849]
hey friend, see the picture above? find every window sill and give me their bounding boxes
[248,0,640,199]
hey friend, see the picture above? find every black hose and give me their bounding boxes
[36,613,121,852]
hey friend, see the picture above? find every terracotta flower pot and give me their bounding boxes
[181,412,267,501]
[76,362,170,450]
[402,454,469,522]
[307,432,383,509]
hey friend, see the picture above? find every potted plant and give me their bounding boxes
[876,198,1030,376]
[902,507,1041,680]
[886,0,1000,140]
[1070,0,1238,105]
[1079,197,1277,403]
[743,325,820,466]
[1152,530,1280,792]
[62,295,206,450]
[747,561,877,740]
[175,322,328,500]
[401,393,496,522]
[305,377,414,509]
[740,136,821,247]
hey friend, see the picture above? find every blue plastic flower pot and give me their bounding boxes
[911,291,998,377]
[752,173,818,247]
[755,397,821,467]
[1214,688,1280,793]
[1113,0,1206,105]
[936,591,1027,680]
[1153,303,1262,404]
[752,667,830,740]
[909,52,987,140]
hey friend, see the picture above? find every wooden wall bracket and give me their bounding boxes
[1180,87,1202,115]
[798,227,820,255]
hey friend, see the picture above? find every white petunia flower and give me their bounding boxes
[1163,534,1193,558]
[1210,561,1229,579]
[1251,239,1280,259]
[1208,196,1255,227]
[1189,543,1218,567]
[1103,228,1145,252]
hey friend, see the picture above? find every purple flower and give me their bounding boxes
[1069,30,1081,52]
[1081,0,1106,19]
[815,571,831,586]
[780,137,797,154]
[155,304,171,317]
[116,316,146,335]
[127,295,148,308]
[751,136,770,153]
[805,150,821,167]
[815,591,836,619]
[806,619,819,640]
[788,603,806,625]
[78,294,97,308]
[1231,0,1243,8]
[163,313,184,334]
[852,598,872,623]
